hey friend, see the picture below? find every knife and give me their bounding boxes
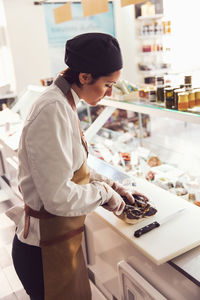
[134,208,185,238]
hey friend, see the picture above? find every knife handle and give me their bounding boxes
[134,221,160,238]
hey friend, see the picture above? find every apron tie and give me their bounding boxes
[23,204,84,246]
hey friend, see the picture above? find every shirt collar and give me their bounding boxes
[71,88,80,106]
[54,75,80,107]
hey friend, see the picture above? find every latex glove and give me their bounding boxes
[112,181,149,204]
[102,183,125,215]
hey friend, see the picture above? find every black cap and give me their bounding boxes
[65,32,123,74]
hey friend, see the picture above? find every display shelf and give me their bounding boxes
[139,69,169,75]
[138,34,166,39]
[99,98,200,124]
[137,14,163,21]
[140,51,170,56]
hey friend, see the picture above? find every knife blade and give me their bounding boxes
[134,208,185,238]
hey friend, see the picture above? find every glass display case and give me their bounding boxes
[7,84,200,205]
[83,97,200,206]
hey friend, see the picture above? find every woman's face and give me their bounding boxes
[78,70,121,106]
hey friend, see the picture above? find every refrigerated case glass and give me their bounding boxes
[83,99,200,205]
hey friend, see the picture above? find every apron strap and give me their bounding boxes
[23,204,84,246]
[23,204,56,239]
[66,90,89,156]
[40,225,84,247]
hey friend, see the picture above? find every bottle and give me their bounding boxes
[156,76,165,103]
[184,75,192,91]
[165,87,174,109]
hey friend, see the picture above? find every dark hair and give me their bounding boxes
[62,68,112,87]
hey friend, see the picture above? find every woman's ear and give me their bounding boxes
[79,73,92,85]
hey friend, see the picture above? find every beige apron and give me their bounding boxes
[23,77,92,299]
[39,161,91,300]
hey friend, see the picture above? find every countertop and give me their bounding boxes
[87,154,200,287]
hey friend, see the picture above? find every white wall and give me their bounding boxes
[114,0,138,83]
[0,0,16,90]
[3,0,51,94]
[3,0,137,94]
[163,0,200,85]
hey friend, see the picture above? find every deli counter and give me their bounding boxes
[1,85,200,299]
[0,136,200,299]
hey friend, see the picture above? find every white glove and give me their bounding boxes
[112,181,149,204]
[90,168,148,208]
[101,183,125,215]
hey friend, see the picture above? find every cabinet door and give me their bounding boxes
[118,261,167,300]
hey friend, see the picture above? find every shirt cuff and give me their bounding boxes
[92,181,113,205]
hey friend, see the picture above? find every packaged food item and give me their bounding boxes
[147,156,161,167]
[145,171,155,181]
[184,75,192,91]
[165,87,174,109]
[149,89,156,102]
[40,77,53,86]
[156,86,165,102]
[195,89,200,106]
[141,1,155,17]
[156,76,164,86]
[188,90,195,108]
[188,193,196,202]
[178,92,188,111]
[173,88,184,109]
[167,20,171,34]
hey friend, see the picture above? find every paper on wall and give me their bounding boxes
[54,3,72,24]
[120,0,145,7]
[81,0,109,17]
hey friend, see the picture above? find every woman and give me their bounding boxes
[10,33,145,300]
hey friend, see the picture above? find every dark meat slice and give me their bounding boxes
[118,194,157,223]
[124,206,141,215]
[132,193,149,202]
[126,211,140,220]
[135,199,150,209]
[142,207,157,217]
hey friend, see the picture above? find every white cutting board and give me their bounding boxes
[95,178,200,265]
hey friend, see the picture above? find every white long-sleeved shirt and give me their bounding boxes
[14,77,112,246]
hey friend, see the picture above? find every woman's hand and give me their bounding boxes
[112,182,149,204]
[102,184,125,215]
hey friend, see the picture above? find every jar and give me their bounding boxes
[173,88,184,110]
[149,89,156,102]
[165,87,174,109]
[188,90,195,108]
[195,89,200,106]
[178,92,188,111]
[156,86,164,102]
[184,75,192,91]
[184,75,192,85]
[156,76,164,86]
